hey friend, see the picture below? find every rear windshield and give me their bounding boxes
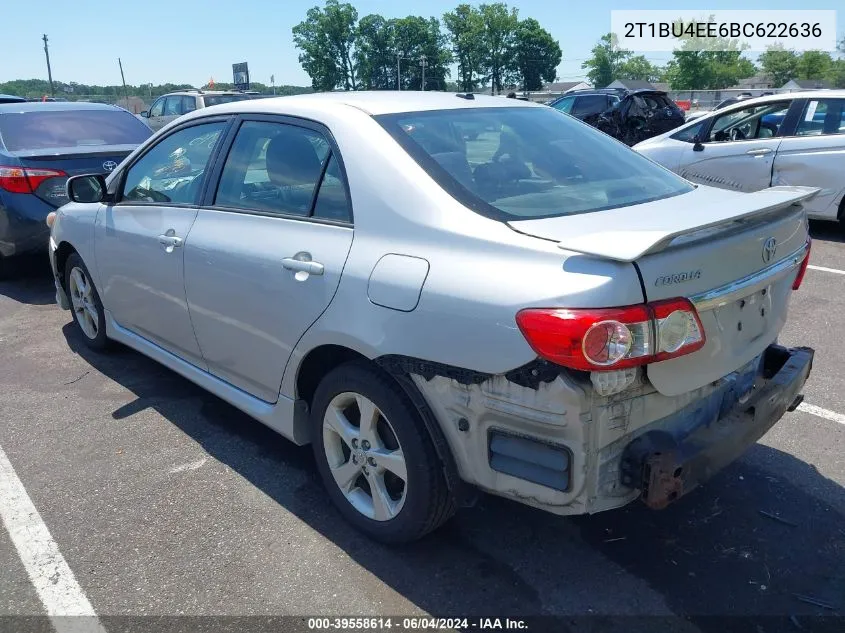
[203,95,252,107]
[0,109,152,152]
[377,107,693,220]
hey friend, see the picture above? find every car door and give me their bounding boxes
[677,100,793,192]
[146,97,166,131]
[94,118,230,367]
[183,117,354,403]
[772,97,845,220]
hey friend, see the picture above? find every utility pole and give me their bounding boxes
[420,54,427,91]
[271,74,276,95]
[118,58,128,106]
[42,34,54,97]
[396,53,401,90]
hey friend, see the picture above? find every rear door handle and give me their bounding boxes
[282,256,324,276]
[158,234,183,247]
[746,148,773,156]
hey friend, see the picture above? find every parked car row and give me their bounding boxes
[35,91,815,543]
[0,101,153,274]
[634,90,845,226]
[547,88,687,145]
[137,89,256,131]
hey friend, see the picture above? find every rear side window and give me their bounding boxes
[572,95,608,116]
[214,120,349,220]
[796,99,845,136]
[0,109,152,152]
[164,96,183,116]
[378,106,693,221]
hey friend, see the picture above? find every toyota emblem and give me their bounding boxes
[762,237,777,264]
[102,160,117,172]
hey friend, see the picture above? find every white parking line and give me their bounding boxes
[797,402,845,426]
[0,443,107,633]
[808,264,845,276]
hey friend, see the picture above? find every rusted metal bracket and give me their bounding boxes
[641,452,684,510]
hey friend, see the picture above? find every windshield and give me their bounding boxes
[377,106,693,220]
[203,94,252,106]
[0,109,152,152]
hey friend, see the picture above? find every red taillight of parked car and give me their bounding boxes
[515,298,706,371]
[792,238,812,291]
[0,166,67,194]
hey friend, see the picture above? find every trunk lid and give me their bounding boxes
[509,185,816,396]
[12,145,135,208]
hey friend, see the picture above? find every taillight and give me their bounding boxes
[0,166,67,194]
[515,298,705,372]
[792,238,811,290]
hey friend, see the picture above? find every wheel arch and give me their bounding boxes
[293,344,472,504]
[54,241,78,290]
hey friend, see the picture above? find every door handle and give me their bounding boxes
[282,255,324,276]
[746,148,773,156]
[158,234,183,247]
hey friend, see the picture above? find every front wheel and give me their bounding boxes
[65,252,110,351]
[310,362,455,543]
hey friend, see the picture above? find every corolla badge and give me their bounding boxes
[102,161,117,172]
[762,237,777,264]
[655,270,702,286]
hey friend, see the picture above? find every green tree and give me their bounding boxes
[758,46,799,87]
[293,0,359,91]
[356,15,396,90]
[443,4,485,92]
[478,3,519,94]
[616,55,662,82]
[662,20,756,90]
[581,33,631,88]
[795,50,833,80]
[827,59,845,88]
[392,16,451,91]
[513,18,561,91]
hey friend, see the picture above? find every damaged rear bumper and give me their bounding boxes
[620,344,814,509]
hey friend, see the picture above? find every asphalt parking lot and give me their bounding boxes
[1,223,844,633]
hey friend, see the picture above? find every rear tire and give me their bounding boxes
[310,361,455,543]
[65,253,110,351]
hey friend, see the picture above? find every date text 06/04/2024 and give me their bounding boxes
[307,618,529,630]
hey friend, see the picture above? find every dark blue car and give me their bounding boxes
[0,101,152,274]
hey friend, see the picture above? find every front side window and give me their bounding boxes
[707,101,790,142]
[182,96,198,113]
[149,98,165,117]
[551,96,575,114]
[203,94,252,107]
[671,120,706,143]
[214,120,344,219]
[796,99,845,136]
[121,121,227,205]
[378,106,693,220]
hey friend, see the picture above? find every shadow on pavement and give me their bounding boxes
[809,220,844,244]
[61,323,845,630]
[0,254,55,306]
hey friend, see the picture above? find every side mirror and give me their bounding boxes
[67,174,108,204]
[692,135,705,152]
[139,110,149,118]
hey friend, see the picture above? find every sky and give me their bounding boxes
[2,0,842,88]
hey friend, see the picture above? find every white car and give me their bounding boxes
[48,92,815,542]
[634,91,845,226]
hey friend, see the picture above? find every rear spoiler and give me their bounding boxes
[11,145,138,160]
[516,186,819,263]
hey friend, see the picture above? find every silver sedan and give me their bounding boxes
[48,92,814,542]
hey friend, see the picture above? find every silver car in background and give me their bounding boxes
[635,91,845,227]
[48,92,814,543]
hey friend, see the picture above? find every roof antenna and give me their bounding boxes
[455,93,475,100]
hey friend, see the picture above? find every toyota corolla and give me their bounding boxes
[47,92,814,543]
